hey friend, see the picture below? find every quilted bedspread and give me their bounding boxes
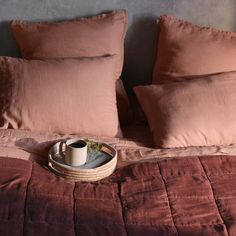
[0,154,236,236]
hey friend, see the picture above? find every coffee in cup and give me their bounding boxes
[59,139,87,166]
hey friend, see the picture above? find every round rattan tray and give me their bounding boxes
[48,138,117,181]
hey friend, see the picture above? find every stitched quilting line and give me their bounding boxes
[22,161,33,236]
[198,157,229,236]
[117,182,128,236]
[73,182,77,236]
[156,161,179,236]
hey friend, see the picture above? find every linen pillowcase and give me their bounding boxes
[11,10,131,124]
[153,15,236,83]
[134,71,236,148]
[0,56,122,137]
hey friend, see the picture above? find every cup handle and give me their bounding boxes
[59,141,66,158]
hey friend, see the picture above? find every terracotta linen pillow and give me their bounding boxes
[134,71,236,148]
[0,56,122,137]
[153,15,236,83]
[11,10,131,124]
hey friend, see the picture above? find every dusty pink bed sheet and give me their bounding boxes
[1,126,236,168]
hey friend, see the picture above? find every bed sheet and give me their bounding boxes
[1,127,236,168]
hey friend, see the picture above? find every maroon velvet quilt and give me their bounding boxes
[0,154,235,236]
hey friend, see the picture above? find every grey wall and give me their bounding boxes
[0,0,236,92]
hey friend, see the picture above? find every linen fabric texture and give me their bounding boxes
[0,56,122,137]
[11,10,131,124]
[135,71,236,148]
[153,15,236,82]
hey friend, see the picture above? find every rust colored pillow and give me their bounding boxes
[0,56,122,137]
[134,71,236,148]
[153,15,236,82]
[11,10,131,124]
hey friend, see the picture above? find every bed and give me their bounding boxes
[1,2,236,236]
[0,127,235,235]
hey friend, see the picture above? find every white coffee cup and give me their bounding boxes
[59,139,87,166]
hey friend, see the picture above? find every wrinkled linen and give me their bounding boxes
[135,72,236,148]
[0,155,236,235]
[1,128,236,168]
[0,56,122,137]
[0,128,236,235]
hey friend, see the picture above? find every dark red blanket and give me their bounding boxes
[0,155,235,236]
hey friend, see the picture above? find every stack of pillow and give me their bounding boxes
[0,10,129,138]
[1,11,236,148]
[135,15,236,148]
